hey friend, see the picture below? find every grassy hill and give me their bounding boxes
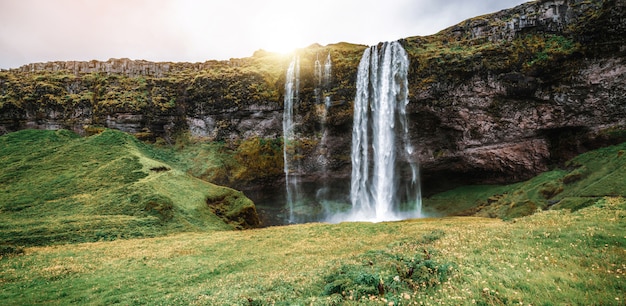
[0,129,259,246]
[425,140,626,219]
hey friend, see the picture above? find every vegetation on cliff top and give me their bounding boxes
[0,129,259,247]
[0,41,365,118]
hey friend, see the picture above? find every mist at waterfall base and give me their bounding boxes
[258,41,422,226]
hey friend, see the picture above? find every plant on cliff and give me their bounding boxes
[150,137,284,187]
[233,137,284,183]
[516,34,580,72]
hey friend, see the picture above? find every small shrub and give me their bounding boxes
[321,248,455,302]
[562,166,588,184]
[322,265,381,299]
[84,125,106,136]
[419,229,445,244]
[149,166,170,172]
[143,195,174,221]
[539,182,564,199]
[506,200,538,218]
[0,245,24,257]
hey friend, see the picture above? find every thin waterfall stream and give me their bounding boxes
[283,56,300,223]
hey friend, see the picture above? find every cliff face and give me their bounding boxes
[1,0,625,193]
[404,0,626,189]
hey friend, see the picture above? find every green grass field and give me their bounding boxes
[0,199,623,305]
[1,129,625,304]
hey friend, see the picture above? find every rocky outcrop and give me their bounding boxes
[11,57,252,78]
[1,0,624,195]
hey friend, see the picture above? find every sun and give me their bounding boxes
[262,37,302,55]
[251,12,307,56]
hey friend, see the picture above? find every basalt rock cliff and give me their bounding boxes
[1,0,625,195]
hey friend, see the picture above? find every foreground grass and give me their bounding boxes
[1,198,623,305]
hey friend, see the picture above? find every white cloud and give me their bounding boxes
[0,0,529,69]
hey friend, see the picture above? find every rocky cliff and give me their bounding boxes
[1,0,625,195]
[405,0,626,190]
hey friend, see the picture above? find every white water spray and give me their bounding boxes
[343,41,422,222]
[283,56,300,223]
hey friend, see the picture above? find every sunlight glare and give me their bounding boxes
[262,35,304,55]
[251,2,308,55]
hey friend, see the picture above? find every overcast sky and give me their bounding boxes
[0,0,529,69]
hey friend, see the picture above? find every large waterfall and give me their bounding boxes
[281,44,420,224]
[283,56,300,223]
[345,41,422,222]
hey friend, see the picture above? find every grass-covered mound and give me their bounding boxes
[0,129,259,247]
[425,141,626,219]
[0,198,623,304]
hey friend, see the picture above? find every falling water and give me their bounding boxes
[314,55,323,104]
[344,41,422,222]
[315,52,333,106]
[283,56,300,223]
[324,52,332,107]
[316,52,334,213]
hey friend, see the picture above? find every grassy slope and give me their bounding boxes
[425,141,626,219]
[1,132,625,304]
[0,129,256,246]
[0,200,623,305]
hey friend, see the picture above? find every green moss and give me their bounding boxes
[520,34,580,71]
[424,185,514,216]
[562,165,589,184]
[206,188,259,229]
[234,137,283,181]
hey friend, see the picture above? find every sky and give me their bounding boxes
[0,0,529,69]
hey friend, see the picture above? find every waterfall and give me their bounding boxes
[316,52,333,213]
[345,41,422,222]
[324,52,332,85]
[283,56,300,223]
[314,55,323,104]
[315,52,332,106]
[324,52,332,107]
